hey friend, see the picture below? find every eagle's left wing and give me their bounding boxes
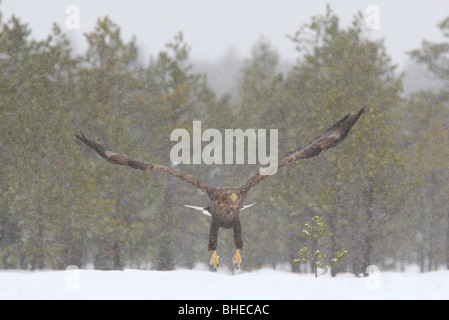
[239,107,365,194]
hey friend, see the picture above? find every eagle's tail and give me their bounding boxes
[184,205,212,217]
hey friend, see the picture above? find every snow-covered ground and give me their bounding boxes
[1,267,448,300]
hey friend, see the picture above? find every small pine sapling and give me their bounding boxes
[293,216,348,277]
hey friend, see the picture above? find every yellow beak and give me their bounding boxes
[231,193,237,203]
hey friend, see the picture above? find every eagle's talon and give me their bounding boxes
[210,250,219,270]
[232,249,242,269]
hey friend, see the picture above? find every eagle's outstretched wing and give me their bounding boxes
[75,132,216,195]
[240,107,365,193]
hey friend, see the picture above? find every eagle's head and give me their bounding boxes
[211,188,244,211]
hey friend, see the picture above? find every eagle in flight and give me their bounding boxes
[75,107,364,270]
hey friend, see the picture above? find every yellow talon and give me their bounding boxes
[210,250,219,270]
[233,249,242,269]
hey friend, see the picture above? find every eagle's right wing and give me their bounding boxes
[75,132,216,196]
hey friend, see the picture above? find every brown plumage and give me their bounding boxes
[75,107,364,269]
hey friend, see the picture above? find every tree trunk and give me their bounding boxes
[363,182,375,277]
[446,209,449,270]
[156,181,175,270]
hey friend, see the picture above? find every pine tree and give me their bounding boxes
[285,6,405,275]
[0,15,32,268]
[293,216,347,277]
[139,31,219,269]
[406,17,449,270]
[75,16,150,270]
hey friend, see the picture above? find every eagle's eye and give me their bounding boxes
[230,193,238,203]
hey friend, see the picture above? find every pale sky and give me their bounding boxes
[1,0,448,68]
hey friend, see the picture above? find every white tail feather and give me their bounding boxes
[242,203,256,210]
[184,205,211,217]
[184,203,256,217]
